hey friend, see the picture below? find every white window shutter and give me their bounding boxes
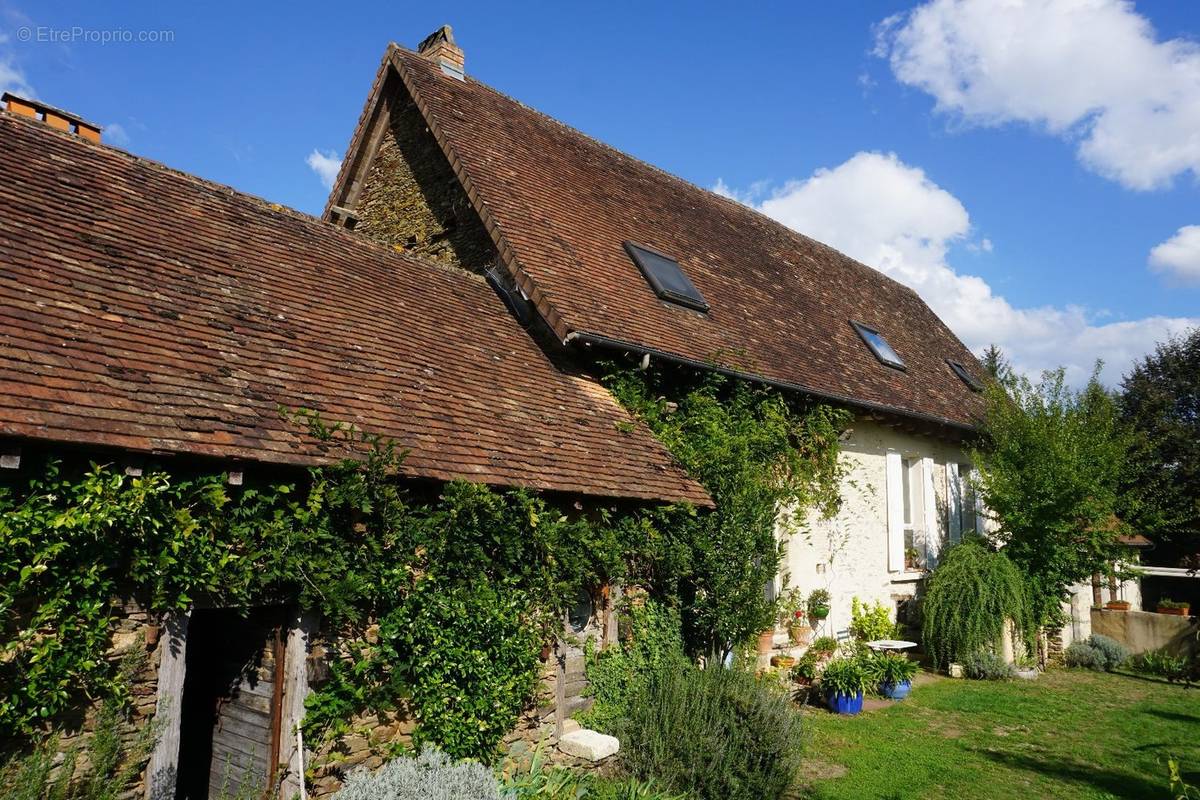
[922,457,939,565]
[947,463,962,544]
[886,451,904,572]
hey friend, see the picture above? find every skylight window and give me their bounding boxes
[851,321,906,370]
[947,359,983,392]
[624,241,709,312]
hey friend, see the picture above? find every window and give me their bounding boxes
[947,359,983,392]
[901,457,923,570]
[948,463,984,543]
[851,321,906,370]
[624,241,709,312]
[888,453,931,572]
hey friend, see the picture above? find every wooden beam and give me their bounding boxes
[278,613,317,800]
[144,612,189,799]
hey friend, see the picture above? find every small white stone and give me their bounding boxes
[558,729,619,761]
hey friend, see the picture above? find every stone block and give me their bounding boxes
[557,729,619,762]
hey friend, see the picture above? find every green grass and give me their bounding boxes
[798,669,1200,800]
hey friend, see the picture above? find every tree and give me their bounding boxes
[980,344,1011,381]
[972,366,1132,627]
[1119,329,1200,558]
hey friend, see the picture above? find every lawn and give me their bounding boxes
[798,669,1200,799]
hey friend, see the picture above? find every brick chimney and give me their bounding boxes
[2,93,102,142]
[417,25,465,80]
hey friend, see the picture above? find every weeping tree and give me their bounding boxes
[922,538,1032,669]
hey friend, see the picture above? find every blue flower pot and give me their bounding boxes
[880,680,912,700]
[827,690,864,715]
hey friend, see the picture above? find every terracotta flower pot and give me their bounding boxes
[771,655,797,669]
[757,629,776,655]
[1105,600,1130,611]
[1157,605,1189,616]
[789,624,812,646]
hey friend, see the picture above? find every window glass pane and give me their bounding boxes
[852,322,906,369]
[901,458,913,524]
[624,242,708,311]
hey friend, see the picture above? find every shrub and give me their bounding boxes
[1134,649,1193,685]
[850,598,898,643]
[921,539,1032,669]
[332,748,499,800]
[962,651,1016,681]
[1064,642,1105,671]
[1086,634,1129,670]
[500,746,685,800]
[619,665,803,800]
[581,599,689,733]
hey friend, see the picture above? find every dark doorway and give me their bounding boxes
[175,608,285,800]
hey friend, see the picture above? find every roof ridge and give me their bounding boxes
[0,108,488,286]
[395,49,921,300]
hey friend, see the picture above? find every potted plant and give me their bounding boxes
[1157,598,1191,616]
[904,546,924,571]
[1105,599,1131,611]
[868,652,918,700]
[757,628,776,655]
[820,656,866,715]
[771,654,797,670]
[808,635,839,660]
[778,588,812,645]
[790,652,819,686]
[807,589,831,622]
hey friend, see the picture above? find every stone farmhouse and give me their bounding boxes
[0,24,1048,799]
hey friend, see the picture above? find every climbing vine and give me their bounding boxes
[601,359,849,659]
[0,414,638,760]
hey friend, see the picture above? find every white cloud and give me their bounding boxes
[103,122,129,147]
[306,149,342,190]
[716,151,1198,385]
[875,0,1200,191]
[1149,225,1200,284]
[0,53,33,98]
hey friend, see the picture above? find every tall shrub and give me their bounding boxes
[581,599,689,732]
[921,538,1031,669]
[618,665,803,800]
[973,366,1132,626]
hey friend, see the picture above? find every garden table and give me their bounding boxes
[865,639,918,652]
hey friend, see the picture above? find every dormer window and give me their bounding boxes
[851,321,905,370]
[947,359,983,392]
[624,241,709,312]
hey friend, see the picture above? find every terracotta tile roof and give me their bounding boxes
[0,111,710,506]
[353,47,987,430]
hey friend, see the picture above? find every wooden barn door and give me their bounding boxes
[175,608,286,800]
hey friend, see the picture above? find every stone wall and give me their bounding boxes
[352,83,496,271]
[35,599,162,799]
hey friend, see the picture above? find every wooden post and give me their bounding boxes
[145,612,189,800]
[278,613,317,800]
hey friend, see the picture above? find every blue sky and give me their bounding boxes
[2,1,1197,385]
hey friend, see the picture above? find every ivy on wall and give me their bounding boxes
[601,360,849,659]
[2,366,849,760]
[0,416,635,761]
